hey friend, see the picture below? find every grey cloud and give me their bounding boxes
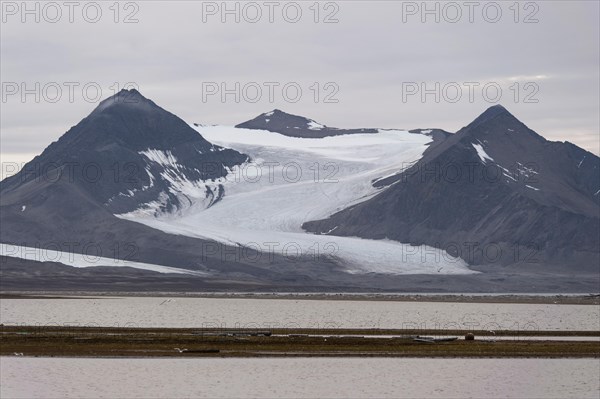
[1,1,598,161]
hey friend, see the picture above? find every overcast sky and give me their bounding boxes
[1,0,599,169]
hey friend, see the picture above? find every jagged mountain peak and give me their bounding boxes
[90,88,157,115]
[302,106,600,271]
[263,108,288,116]
[467,104,514,128]
[236,110,378,138]
[1,90,249,215]
[261,109,315,121]
[239,109,326,130]
[455,104,548,149]
[58,88,213,152]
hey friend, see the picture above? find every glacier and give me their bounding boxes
[118,126,476,275]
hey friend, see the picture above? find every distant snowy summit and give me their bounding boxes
[235,109,379,138]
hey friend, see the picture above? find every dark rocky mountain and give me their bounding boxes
[0,90,357,287]
[409,128,453,139]
[303,105,600,271]
[373,128,454,187]
[1,98,598,292]
[1,89,248,216]
[0,90,260,270]
[235,109,379,138]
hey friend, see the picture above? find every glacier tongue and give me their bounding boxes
[118,125,476,275]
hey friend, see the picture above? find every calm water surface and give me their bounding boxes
[1,297,599,330]
[1,357,598,399]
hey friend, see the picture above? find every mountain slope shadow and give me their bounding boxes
[303,105,600,272]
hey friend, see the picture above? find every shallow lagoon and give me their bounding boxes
[2,357,598,399]
[2,296,599,331]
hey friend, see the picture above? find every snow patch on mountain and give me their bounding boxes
[307,120,325,130]
[140,149,180,165]
[0,243,206,275]
[115,149,229,216]
[472,143,494,164]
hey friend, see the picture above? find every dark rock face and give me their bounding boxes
[0,89,248,215]
[2,95,598,291]
[409,128,453,143]
[0,90,359,285]
[304,105,600,271]
[235,109,379,138]
[0,90,251,272]
[373,128,454,188]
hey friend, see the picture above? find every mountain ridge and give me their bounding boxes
[1,89,249,215]
[303,105,600,270]
[1,96,598,291]
[235,109,380,138]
